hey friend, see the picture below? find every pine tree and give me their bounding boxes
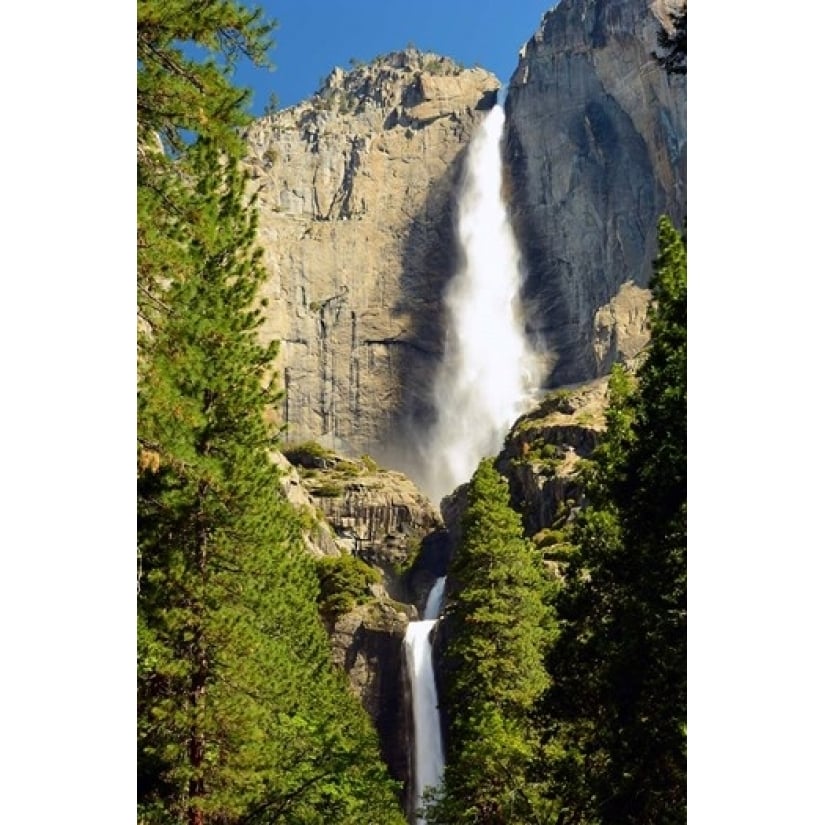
[137,0,273,156]
[541,217,686,825]
[137,0,273,340]
[429,459,556,825]
[137,4,406,818]
[137,139,406,825]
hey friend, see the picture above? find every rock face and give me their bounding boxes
[270,451,342,557]
[278,445,444,811]
[495,377,610,537]
[505,0,686,385]
[283,447,444,597]
[591,281,652,374]
[244,51,499,461]
[326,601,414,813]
[441,377,610,566]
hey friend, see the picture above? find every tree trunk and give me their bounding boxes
[188,495,209,825]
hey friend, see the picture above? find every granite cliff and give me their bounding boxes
[243,50,499,462]
[244,1,685,474]
[271,445,445,810]
[505,0,686,385]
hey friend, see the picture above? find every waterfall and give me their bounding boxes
[420,103,541,504]
[403,105,538,823]
[404,577,447,823]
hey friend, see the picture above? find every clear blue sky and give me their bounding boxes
[234,0,560,115]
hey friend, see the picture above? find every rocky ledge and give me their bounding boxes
[496,376,610,538]
[276,441,447,809]
[281,444,443,589]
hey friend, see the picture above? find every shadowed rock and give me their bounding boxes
[504,0,685,386]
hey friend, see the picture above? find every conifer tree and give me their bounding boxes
[137,4,406,821]
[137,0,273,156]
[137,139,406,825]
[541,217,687,825]
[137,0,273,339]
[429,459,555,825]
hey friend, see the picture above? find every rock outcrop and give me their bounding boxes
[278,445,445,811]
[270,450,342,557]
[441,376,610,552]
[505,0,685,385]
[282,446,443,595]
[326,601,414,812]
[244,51,499,461]
[495,377,611,537]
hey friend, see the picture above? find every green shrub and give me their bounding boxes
[283,441,333,467]
[361,454,380,473]
[315,555,381,617]
[334,459,361,477]
[391,535,423,577]
[540,443,560,460]
[542,541,576,562]
[312,482,344,498]
[295,505,319,532]
[534,528,567,549]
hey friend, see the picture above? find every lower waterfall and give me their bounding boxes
[404,577,447,823]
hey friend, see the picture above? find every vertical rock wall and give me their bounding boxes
[244,51,499,461]
[504,0,686,385]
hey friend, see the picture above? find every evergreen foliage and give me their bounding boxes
[137,139,405,825]
[429,459,556,825]
[540,217,687,825]
[136,3,406,822]
[137,0,272,339]
[315,554,381,618]
[435,221,686,825]
[137,0,273,156]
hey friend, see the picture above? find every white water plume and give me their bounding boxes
[421,104,540,503]
[402,107,538,823]
[404,577,447,823]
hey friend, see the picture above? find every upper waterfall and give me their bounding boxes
[419,104,540,503]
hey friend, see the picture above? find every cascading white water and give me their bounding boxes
[420,104,541,504]
[404,576,447,824]
[403,105,539,823]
